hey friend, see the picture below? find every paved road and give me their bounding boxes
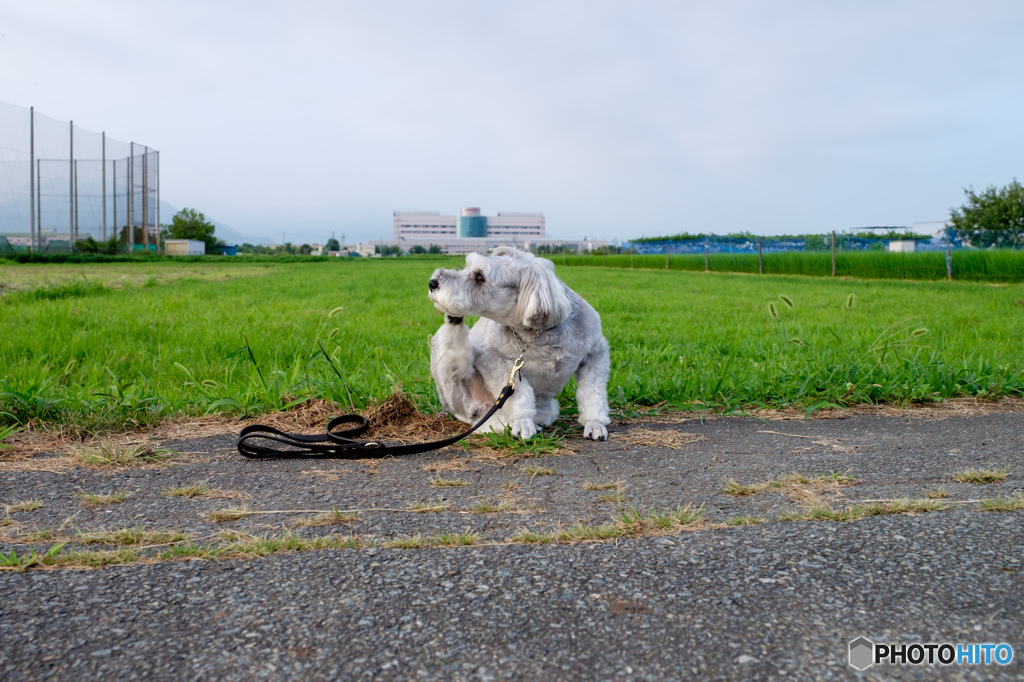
[2,406,1022,680]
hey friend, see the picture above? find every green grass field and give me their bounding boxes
[2,258,1023,431]
[558,249,1024,282]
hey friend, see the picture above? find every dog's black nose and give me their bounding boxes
[428,278,439,291]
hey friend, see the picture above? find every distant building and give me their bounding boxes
[390,208,603,254]
[165,239,206,256]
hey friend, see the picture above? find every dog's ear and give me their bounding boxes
[516,258,571,329]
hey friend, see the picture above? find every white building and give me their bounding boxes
[390,207,603,253]
[165,239,206,256]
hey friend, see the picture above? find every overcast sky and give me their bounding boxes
[3,1,1023,244]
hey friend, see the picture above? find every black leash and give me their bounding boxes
[237,358,524,460]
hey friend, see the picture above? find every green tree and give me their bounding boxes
[803,234,828,251]
[950,179,1024,248]
[161,208,217,254]
[408,245,427,254]
[299,243,312,255]
[325,238,340,252]
[428,244,443,254]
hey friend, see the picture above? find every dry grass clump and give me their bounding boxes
[470,499,535,514]
[509,505,706,546]
[618,428,706,450]
[951,468,1008,484]
[71,442,179,468]
[721,471,856,497]
[4,500,43,513]
[362,391,464,442]
[430,477,468,487]
[222,532,362,557]
[726,515,767,526]
[583,481,621,491]
[407,501,454,513]
[979,493,1024,512]
[381,531,482,549]
[77,488,131,507]
[423,459,473,473]
[206,506,250,522]
[164,482,215,498]
[291,510,358,527]
[75,527,187,546]
[777,497,949,523]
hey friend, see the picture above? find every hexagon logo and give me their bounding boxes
[849,637,874,670]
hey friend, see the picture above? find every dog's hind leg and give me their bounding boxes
[575,337,611,441]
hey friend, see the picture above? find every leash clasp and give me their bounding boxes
[507,356,525,388]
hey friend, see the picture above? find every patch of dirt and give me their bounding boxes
[617,427,706,450]
[5,394,1021,470]
[362,392,465,442]
[648,395,1024,423]
[0,393,465,467]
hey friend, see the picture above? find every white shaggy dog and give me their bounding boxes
[427,246,610,441]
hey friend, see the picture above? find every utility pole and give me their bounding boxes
[29,107,35,251]
[113,159,117,238]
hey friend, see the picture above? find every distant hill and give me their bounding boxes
[160,201,275,246]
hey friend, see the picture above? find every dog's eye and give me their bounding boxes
[474,272,486,284]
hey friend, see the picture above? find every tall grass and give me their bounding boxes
[1,259,1022,429]
[563,249,1024,282]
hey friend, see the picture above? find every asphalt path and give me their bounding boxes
[2,405,1022,680]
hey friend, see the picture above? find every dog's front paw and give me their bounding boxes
[511,418,539,440]
[583,421,608,441]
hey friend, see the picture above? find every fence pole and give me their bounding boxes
[69,121,74,252]
[758,238,763,274]
[945,226,953,281]
[74,160,79,241]
[128,142,134,252]
[704,237,709,272]
[142,146,149,250]
[29,107,35,252]
[155,151,160,254]
[36,160,41,250]
[831,230,836,276]
[101,132,106,241]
